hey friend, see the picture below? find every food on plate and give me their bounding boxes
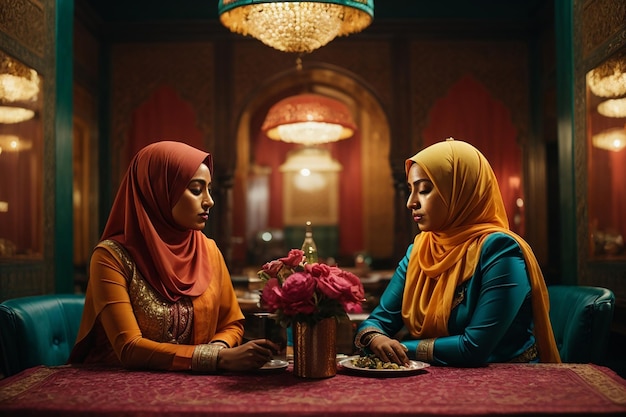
[351,354,407,370]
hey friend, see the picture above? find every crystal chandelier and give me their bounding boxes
[261,93,356,145]
[218,0,374,53]
[0,51,39,124]
[587,53,626,98]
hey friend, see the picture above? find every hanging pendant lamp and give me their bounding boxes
[262,93,356,145]
[218,0,374,53]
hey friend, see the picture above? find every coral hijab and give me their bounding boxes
[402,139,560,363]
[101,141,213,302]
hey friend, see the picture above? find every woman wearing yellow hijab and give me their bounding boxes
[355,139,560,366]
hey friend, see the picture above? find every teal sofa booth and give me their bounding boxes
[547,285,615,364]
[0,294,85,377]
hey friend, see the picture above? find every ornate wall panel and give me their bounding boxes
[0,0,55,300]
[575,0,626,313]
[581,0,626,62]
[0,0,45,57]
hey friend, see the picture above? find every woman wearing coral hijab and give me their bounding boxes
[355,138,560,366]
[70,141,279,373]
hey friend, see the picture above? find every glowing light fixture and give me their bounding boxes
[218,0,374,53]
[0,51,39,124]
[279,147,343,173]
[597,98,626,118]
[0,134,32,154]
[587,53,626,98]
[262,93,356,145]
[280,147,342,191]
[592,127,626,152]
[0,105,35,124]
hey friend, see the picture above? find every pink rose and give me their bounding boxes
[335,269,365,301]
[261,260,284,277]
[342,301,363,314]
[316,267,365,312]
[280,272,317,315]
[304,262,332,278]
[279,249,305,268]
[260,278,283,311]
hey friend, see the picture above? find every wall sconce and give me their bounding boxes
[592,127,626,152]
[262,93,356,145]
[218,0,374,53]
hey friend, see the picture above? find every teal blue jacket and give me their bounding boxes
[357,232,537,366]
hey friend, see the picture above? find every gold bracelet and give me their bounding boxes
[416,338,436,362]
[191,344,225,373]
[354,328,386,349]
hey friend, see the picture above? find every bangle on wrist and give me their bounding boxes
[191,343,225,373]
[354,328,386,349]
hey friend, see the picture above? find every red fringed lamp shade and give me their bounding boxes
[261,93,356,146]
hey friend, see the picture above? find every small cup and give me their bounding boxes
[251,312,287,361]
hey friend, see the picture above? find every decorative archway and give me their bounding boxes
[230,63,393,269]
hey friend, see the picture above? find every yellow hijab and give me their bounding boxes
[402,139,560,363]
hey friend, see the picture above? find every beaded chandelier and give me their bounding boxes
[218,0,374,53]
[0,51,39,124]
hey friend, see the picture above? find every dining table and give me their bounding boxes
[1,361,625,416]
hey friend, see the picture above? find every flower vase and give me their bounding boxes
[293,317,337,378]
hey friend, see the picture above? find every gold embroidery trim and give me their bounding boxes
[416,338,435,362]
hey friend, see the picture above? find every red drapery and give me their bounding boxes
[126,84,203,167]
[422,75,524,235]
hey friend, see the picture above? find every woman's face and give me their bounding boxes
[172,163,214,230]
[406,163,448,232]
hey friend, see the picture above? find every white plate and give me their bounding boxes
[260,359,289,370]
[339,356,430,377]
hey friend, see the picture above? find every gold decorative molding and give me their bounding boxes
[0,0,45,57]
[581,0,626,60]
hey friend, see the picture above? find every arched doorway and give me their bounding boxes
[231,63,393,271]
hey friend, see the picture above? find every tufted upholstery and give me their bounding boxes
[547,285,615,364]
[0,294,85,377]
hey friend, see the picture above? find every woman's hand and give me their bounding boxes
[216,339,281,371]
[369,334,410,366]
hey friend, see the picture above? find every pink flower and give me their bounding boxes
[335,268,365,302]
[261,260,284,277]
[280,272,317,315]
[279,249,305,268]
[260,278,284,311]
[257,251,365,325]
[314,266,364,313]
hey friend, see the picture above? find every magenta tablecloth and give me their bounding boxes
[1,363,626,416]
